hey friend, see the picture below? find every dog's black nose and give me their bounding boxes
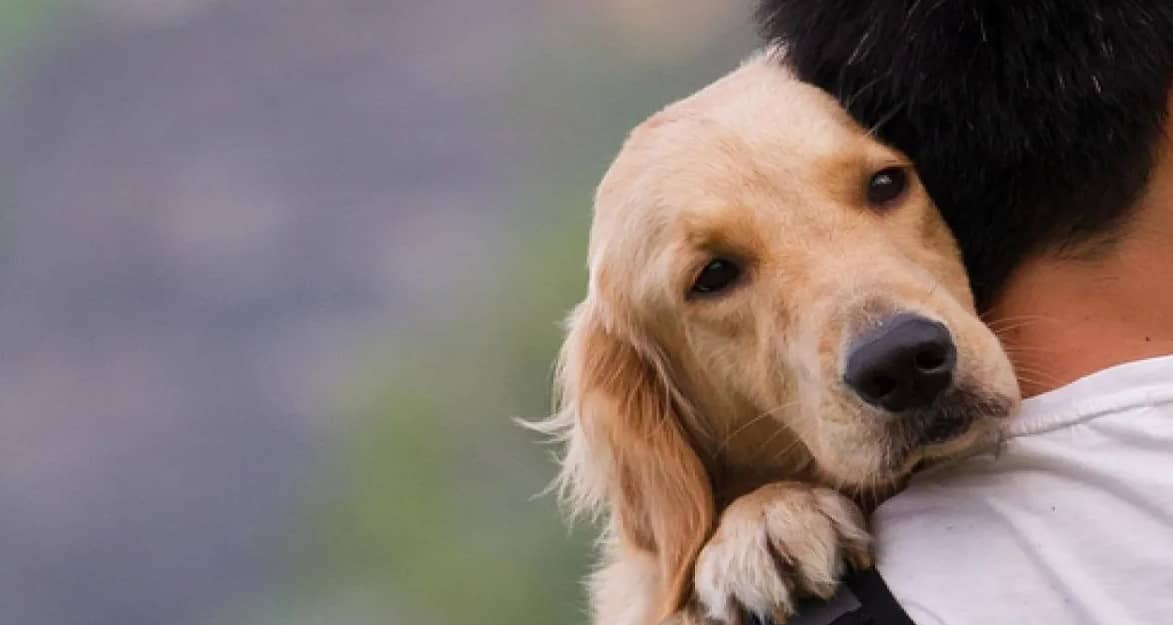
[844,313,956,412]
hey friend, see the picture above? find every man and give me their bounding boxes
[755,2,1173,624]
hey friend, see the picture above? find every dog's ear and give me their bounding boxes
[554,302,714,619]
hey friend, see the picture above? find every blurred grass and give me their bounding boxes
[311,210,598,625]
[0,3,760,625]
[0,0,56,74]
[286,12,757,625]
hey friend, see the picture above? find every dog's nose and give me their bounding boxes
[844,313,956,412]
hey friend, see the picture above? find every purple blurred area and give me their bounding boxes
[0,2,529,623]
[0,1,753,623]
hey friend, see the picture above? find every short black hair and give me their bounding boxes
[758,1,1173,308]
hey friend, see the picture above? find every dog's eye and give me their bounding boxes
[691,259,741,296]
[867,167,909,205]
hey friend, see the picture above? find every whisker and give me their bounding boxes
[983,312,1057,325]
[753,425,790,456]
[1010,361,1059,375]
[1013,372,1064,388]
[988,320,1057,337]
[1001,345,1063,356]
[770,438,804,465]
[1012,363,1061,378]
[712,400,799,456]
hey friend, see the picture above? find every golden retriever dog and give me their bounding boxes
[528,50,1020,625]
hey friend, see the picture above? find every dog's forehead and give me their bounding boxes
[596,56,881,226]
[685,56,865,152]
[588,53,902,283]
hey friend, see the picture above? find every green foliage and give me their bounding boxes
[0,0,56,72]
[304,224,594,624]
[294,17,757,625]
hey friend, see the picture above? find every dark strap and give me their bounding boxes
[748,568,915,625]
[842,567,915,625]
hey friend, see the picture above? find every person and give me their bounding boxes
[752,2,1173,624]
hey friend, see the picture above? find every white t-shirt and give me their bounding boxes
[875,355,1173,625]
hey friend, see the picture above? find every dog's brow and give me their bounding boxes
[679,209,765,253]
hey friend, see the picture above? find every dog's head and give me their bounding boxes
[540,52,1019,618]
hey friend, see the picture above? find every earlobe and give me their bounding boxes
[564,304,715,619]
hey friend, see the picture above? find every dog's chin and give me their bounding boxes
[886,386,1016,476]
[807,387,1015,497]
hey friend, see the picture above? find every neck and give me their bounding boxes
[988,122,1173,397]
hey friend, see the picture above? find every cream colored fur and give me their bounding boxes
[528,50,1019,625]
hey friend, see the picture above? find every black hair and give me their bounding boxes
[757,1,1173,308]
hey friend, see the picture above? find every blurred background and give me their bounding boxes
[0,1,756,624]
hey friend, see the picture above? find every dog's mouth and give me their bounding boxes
[835,310,1018,477]
[885,386,1015,473]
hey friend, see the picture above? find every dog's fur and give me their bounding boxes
[757,0,1173,308]
[529,52,1019,625]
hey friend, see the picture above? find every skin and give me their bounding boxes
[990,99,1173,397]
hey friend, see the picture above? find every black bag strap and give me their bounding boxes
[748,568,916,625]
[842,567,916,625]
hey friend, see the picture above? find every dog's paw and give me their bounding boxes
[692,483,871,625]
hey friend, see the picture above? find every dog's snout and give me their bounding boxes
[843,313,956,412]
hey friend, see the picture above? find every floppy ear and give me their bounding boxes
[553,303,714,619]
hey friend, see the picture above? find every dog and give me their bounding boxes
[528,50,1020,625]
